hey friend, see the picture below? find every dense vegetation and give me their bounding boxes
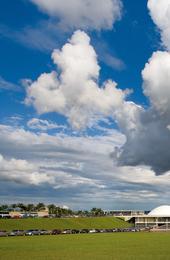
[0,216,130,231]
[0,203,106,217]
[0,233,170,260]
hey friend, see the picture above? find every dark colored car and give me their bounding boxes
[71,229,80,234]
[79,229,89,234]
[51,229,62,235]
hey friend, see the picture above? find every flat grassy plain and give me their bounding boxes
[0,217,130,231]
[0,233,170,260]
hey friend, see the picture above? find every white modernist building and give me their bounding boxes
[104,209,149,221]
[135,205,170,230]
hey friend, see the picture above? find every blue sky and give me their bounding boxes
[0,0,170,210]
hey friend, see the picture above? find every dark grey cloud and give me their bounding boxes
[114,51,170,175]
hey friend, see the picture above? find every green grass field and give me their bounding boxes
[0,217,130,231]
[0,233,170,260]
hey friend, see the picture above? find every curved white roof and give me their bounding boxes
[148,205,170,217]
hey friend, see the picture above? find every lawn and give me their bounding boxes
[0,233,170,260]
[0,217,130,231]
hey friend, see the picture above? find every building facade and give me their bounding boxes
[135,205,170,230]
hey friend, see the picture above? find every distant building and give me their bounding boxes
[135,205,170,230]
[0,207,49,219]
[104,209,150,221]
[0,211,10,218]
[9,211,22,218]
[37,207,49,218]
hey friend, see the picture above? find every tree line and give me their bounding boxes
[0,203,105,217]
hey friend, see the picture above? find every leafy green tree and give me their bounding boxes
[0,204,8,211]
[83,210,90,217]
[16,203,27,211]
[26,204,35,212]
[90,208,104,216]
[76,210,84,216]
[55,207,62,217]
[11,204,17,209]
[36,203,45,211]
[48,204,56,214]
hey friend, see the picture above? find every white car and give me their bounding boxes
[89,229,97,233]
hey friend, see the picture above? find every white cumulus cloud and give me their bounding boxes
[30,0,122,30]
[142,51,170,114]
[25,30,130,129]
[148,0,170,50]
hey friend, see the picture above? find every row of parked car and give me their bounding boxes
[0,227,147,237]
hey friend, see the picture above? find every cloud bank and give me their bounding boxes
[1,123,170,209]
